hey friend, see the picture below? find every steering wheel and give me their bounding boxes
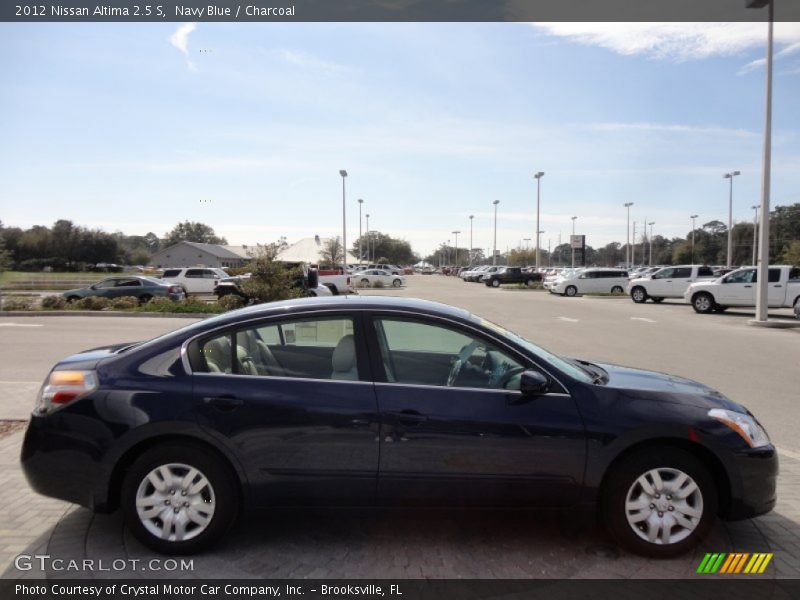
[490,364,527,389]
[446,341,481,387]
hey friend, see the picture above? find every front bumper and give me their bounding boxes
[724,445,778,520]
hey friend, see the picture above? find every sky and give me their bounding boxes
[1,21,800,257]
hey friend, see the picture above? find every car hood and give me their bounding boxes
[593,362,745,412]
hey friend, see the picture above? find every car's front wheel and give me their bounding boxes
[631,287,647,303]
[611,285,624,295]
[121,443,238,555]
[392,279,402,288]
[602,447,717,558]
[564,285,577,297]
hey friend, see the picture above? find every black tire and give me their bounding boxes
[565,285,577,297]
[121,443,239,555]
[691,292,715,314]
[611,285,624,295]
[652,297,665,304]
[360,278,370,286]
[138,294,153,305]
[631,286,648,303]
[491,279,501,288]
[323,283,338,296]
[392,279,402,288]
[602,447,717,558]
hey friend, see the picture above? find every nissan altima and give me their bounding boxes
[21,296,777,557]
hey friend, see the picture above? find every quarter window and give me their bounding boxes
[672,267,692,278]
[374,318,524,390]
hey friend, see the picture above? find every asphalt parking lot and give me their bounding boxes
[1,276,799,580]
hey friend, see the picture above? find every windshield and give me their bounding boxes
[475,317,593,383]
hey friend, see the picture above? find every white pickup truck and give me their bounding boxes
[684,265,800,314]
[627,264,716,304]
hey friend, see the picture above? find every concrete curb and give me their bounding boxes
[747,318,800,329]
[0,311,209,319]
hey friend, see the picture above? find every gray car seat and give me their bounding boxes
[331,335,358,380]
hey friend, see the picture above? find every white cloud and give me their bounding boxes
[739,39,800,74]
[277,49,353,74]
[530,22,800,63]
[169,23,197,71]
[587,122,757,138]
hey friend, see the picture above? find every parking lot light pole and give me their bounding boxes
[339,170,348,274]
[469,215,474,264]
[534,172,545,271]
[723,170,741,267]
[365,213,370,263]
[492,200,500,266]
[357,199,364,263]
[538,231,545,267]
[751,205,760,265]
[452,231,461,266]
[690,214,698,263]
[624,203,634,268]
[570,216,577,268]
[747,0,774,323]
[648,222,655,265]
[632,221,637,267]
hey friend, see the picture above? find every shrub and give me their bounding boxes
[41,295,67,310]
[218,294,246,311]
[139,296,224,314]
[240,252,303,304]
[75,296,109,311]
[1,296,34,310]
[108,296,139,310]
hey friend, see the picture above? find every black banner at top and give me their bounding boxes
[2,0,800,23]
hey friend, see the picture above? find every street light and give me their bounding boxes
[747,0,773,323]
[623,203,634,268]
[469,215,474,264]
[538,230,545,268]
[632,221,637,267]
[648,222,655,266]
[534,171,545,271]
[339,170,348,274]
[523,237,531,250]
[357,198,364,263]
[570,216,577,268]
[723,170,741,267]
[689,214,699,263]
[365,213,370,263]
[492,200,500,265]
[452,231,461,266]
[751,205,760,266]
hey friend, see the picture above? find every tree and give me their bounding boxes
[320,237,344,266]
[351,232,418,265]
[240,247,303,304]
[164,221,227,246]
[508,248,536,266]
[781,240,800,266]
[0,232,12,273]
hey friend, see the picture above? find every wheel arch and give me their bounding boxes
[104,433,248,514]
[596,437,732,519]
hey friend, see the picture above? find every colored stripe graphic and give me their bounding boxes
[699,552,773,574]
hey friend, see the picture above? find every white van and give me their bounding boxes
[550,268,629,297]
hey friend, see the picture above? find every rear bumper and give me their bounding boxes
[20,414,111,512]
[724,445,778,520]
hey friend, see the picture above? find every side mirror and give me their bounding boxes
[520,370,550,396]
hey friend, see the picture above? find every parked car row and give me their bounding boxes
[459,265,544,287]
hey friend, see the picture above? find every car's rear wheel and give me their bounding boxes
[564,285,577,297]
[323,283,338,295]
[691,293,715,314]
[121,443,238,555]
[611,285,624,295]
[491,279,500,288]
[525,279,534,287]
[602,447,717,558]
[392,279,402,288]
[631,287,647,303]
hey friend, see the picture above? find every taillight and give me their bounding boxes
[36,370,98,414]
[168,285,181,293]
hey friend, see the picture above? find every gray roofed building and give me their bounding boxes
[149,241,252,269]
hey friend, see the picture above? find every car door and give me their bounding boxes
[188,313,379,505]
[647,268,672,297]
[717,269,756,305]
[767,268,786,307]
[112,277,143,298]
[366,314,585,508]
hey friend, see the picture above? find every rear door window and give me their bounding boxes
[162,269,181,278]
[698,266,714,277]
[672,267,692,278]
[186,269,204,278]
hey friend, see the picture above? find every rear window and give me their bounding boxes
[698,266,714,277]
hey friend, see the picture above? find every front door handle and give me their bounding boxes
[387,410,428,425]
[774,285,782,288]
[744,285,752,288]
[203,395,244,411]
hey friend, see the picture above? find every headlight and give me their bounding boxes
[708,408,770,448]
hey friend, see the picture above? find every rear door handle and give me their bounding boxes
[774,285,782,288]
[203,395,244,411]
[387,410,428,425]
[744,285,752,288]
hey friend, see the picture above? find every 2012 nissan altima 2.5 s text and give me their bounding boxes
[21,296,777,556]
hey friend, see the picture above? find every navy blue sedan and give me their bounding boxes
[21,296,776,557]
